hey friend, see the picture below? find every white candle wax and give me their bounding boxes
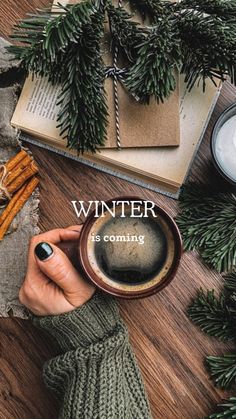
[215,114,236,182]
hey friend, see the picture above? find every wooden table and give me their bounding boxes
[0,2,236,418]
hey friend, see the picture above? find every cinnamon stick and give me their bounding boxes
[5,150,28,172]
[0,177,39,240]
[0,182,28,226]
[7,161,38,195]
[6,154,33,187]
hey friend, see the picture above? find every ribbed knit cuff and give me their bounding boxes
[32,291,120,352]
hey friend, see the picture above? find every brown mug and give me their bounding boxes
[77,197,182,299]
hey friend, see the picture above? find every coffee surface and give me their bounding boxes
[94,216,167,284]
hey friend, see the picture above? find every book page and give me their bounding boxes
[12,75,62,142]
[25,77,59,120]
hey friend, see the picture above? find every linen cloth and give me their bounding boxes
[0,37,39,318]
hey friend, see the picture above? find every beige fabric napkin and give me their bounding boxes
[0,38,39,318]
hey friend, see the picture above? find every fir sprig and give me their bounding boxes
[56,11,108,152]
[189,272,236,416]
[178,9,236,89]
[125,18,180,103]
[188,289,236,342]
[225,273,236,293]
[180,0,236,20]
[207,354,236,389]
[128,0,173,22]
[107,5,144,62]
[176,184,236,273]
[208,397,236,418]
[189,272,236,343]
[7,2,95,83]
[8,2,109,152]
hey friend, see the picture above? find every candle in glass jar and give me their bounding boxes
[212,106,236,184]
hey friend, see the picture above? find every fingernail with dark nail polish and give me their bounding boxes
[35,242,53,261]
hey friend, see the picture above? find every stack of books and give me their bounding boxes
[12,74,220,198]
[11,1,221,198]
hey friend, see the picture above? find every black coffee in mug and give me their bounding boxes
[79,198,182,298]
[85,200,177,294]
[95,216,168,285]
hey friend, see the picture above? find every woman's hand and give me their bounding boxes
[19,226,96,316]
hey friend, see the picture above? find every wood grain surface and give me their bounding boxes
[1,2,236,418]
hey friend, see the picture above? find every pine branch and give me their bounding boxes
[188,272,236,415]
[207,397,236,418]
[223,272,236,318]
[176,184,236,272]
[180,0,236,20]
[177,182,234,215]
[188,289,236,341]
[7,2,107,153]
[225,272,236,294]
[207,354,236,389]
[107,5,144,63]
[11,2,94,54]
[125,18,180,103]
[128,0,173,22]
[177,9,236,89]
[7,2,95,83]
[56,11,108,152]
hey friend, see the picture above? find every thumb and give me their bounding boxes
[34,241,85,294]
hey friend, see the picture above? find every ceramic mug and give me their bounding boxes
[77,197,182,299]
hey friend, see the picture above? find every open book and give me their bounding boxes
[13,75,220,198]
[12,74,180,149]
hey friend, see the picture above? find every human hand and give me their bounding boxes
[19,226,96,316]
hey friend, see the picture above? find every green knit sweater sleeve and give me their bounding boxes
[32,291,152,419]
